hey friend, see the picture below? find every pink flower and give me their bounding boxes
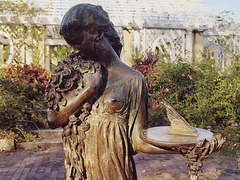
[232,123,238,128]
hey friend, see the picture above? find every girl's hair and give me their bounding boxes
[60,4,122,57]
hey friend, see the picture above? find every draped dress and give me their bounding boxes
[84,71,148,180]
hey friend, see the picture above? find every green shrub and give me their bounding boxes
[0,62,51,142]
[3,62,51,96]
[133,57,240,156]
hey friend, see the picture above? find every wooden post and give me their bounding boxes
[193,30,204,64]
[185,29,194,62]
[38,31,46,68]
[45,45,50,70]
[0,43,3,61]
[25,46,33,64]
[134,30,141,52]
[122,28,133,67]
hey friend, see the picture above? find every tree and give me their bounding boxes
[0,0,46,66]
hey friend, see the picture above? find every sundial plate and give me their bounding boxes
[140,126,213,148]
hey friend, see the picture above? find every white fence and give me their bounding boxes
[1,23,240,68]
[204,31,240,68]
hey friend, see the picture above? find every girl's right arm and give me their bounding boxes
[47,70,102,129]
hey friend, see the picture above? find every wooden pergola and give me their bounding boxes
[0,0,216,68]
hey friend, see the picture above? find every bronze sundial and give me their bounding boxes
[141,126,213,147]
[140,100,225,180]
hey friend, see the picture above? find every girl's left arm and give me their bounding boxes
[129,73,175,154]
[131,104,175,154]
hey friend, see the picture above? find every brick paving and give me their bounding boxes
[0,149,239,180]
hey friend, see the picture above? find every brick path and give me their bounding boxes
[0,149,239,180]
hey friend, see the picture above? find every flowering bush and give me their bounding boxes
[132,52,158,76]
[3,62,51,96]
[0,62,51,142]
[133,56,240,155]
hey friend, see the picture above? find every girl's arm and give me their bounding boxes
[129,73,175,154]
[47,71,102,129]
[131,104,176,154]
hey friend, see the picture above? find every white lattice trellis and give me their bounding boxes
[1,0,220,67]
[0,25,23,63]
[140,29,186,61]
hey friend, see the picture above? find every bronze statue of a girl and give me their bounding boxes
[45,4,173,180]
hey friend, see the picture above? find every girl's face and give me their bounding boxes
[71,29,98,61]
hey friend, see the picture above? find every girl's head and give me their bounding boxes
[60,4,122,57]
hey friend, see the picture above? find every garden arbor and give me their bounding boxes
[0,0,218,68]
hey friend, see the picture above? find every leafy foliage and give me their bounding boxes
[0,0,46,66]
[3,62,51,95]
[132,52,158,76]
[133,56,240,155]
[49,45,73,69]
[0,0,45,16]
[0,62,51,142]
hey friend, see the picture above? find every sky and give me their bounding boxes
[204,0,240,22]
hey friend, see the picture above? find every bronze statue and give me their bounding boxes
[45,4,224,180]
[45,4,173,180]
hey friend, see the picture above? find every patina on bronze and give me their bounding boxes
[45,4,174,180]
[45,4,224,180]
